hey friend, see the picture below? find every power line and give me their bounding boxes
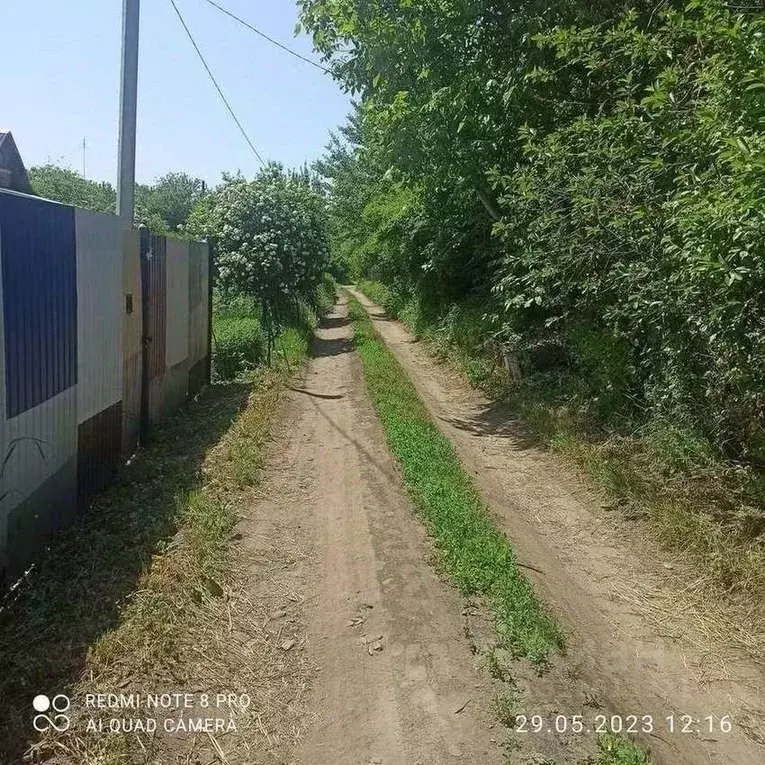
[169,0,265,166]
[201,0,333,75]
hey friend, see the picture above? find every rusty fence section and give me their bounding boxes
[0,190,211,585]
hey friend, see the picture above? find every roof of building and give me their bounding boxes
[0,131,34,194]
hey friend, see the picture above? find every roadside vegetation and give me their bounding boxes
[0,351,284,761]
[359,279,765,606]
[595,734,650,765]
[187,163,332,363]
[29,164,207,233]
[1,157,334,762]
[212,273,335,381]
[349,297,562,663]
[305,0,765,603]
[349,296,649,764]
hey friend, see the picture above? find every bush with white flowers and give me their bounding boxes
[189,164,330,359]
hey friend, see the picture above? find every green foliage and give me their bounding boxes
[212,317,264,381]
[135,172,206,233]
[306,0,765,467]
[28,164,206,235]
[492,2,765,460]
[375,280,765,594]
[595,733,649,765]
[349,297,563,663]
[211,274,334,382]
[212,292,259,321]
[315,272,338,315]
[188,163,330,360]
[29,164,116,213]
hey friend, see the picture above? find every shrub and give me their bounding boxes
[314,273,337,315]
[188,164,330,360]
[212,317,264,381]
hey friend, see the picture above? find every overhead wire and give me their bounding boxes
[169,0,265,166]
[200,0,333,75]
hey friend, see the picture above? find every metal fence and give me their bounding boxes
[0,190,211,584]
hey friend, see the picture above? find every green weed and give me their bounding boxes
[348,297,563,664]
[493,691,519,728]
[594,733,649,765]
[213,315,264,381]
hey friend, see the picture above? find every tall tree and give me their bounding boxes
[135,172,206,233]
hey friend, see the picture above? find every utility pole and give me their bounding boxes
[82,137,86,178]
[116,0,140,229]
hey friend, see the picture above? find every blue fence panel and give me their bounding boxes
[0,193,77,418]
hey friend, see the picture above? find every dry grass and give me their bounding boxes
[0,326,314,765]
[556,431,765,597]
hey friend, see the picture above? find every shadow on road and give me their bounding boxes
[312,336,354,357]
[439,397,542,451]
[317,315,349,330]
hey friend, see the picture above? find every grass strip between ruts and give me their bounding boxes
[348,296,564,665]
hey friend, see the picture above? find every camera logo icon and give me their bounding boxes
[32,694,71,733]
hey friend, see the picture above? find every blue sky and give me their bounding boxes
[0,0,351,185]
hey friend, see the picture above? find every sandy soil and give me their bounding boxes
[203,300,504,765]
[292,302,503,765]
[346,287,765,765]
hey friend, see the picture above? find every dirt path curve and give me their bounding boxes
[346,288,765,765]
[271,298,503,764]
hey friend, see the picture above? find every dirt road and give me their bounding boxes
[233,299,503,764]
[346,288,765,765]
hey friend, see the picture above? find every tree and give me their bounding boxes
[135,172,206,233]
[186,165,330,360]
[28,165,205,233]
[28,164,116,213]
[306,0,765,461]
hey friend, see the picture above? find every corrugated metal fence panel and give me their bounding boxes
[187,241,206,363]
[0,193,78,418]
[166,238,190,368]
[140,232,167,381]
[160,238,190,413]
[0,191,78,581]
[189,240,204,311]
[122,230,142,458]
[75,208,122,423]
[0,218,7,574]
[3,387,78,578]
[187,241,210,397]
[74,208,124,503]
[0,195,212,584]
[140,231,167,429]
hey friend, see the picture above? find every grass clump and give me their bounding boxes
[213,316,264,380]
[213,276,336,382]
[315,272,338,315]
[493,691,518,728]
[593,733,649,765]
[348,297,562,664]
